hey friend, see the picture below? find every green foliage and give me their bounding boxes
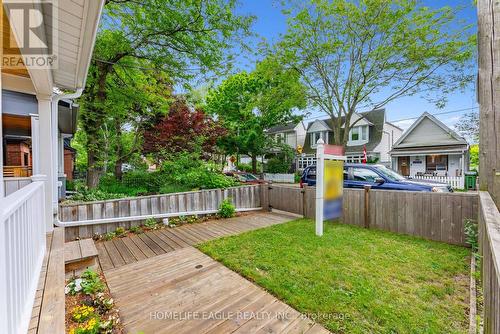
[115,227,126,237]
[218,199,236,218]
[236,163,254,172]
[160,153,237,189]
[68,188,126,202]
[206,57,306,171]
[144,218,159,230]
[464,219,479,253]
[469,144,479,171]
[103,232,116,241]
[129,226,143,234]
[199,219,470,333]
[266,158,291,173]
[80,269,105,295]
[99,175,148,196]
[274,0,476,146]
[79,0,253,188]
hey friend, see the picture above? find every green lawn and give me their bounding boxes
[198,219,470,334]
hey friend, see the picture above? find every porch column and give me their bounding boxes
[30,114,40,175]
[37,95,54,231]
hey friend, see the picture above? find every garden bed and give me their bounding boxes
[198,219,471,333]
[65,269,123,334]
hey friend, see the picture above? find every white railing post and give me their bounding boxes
[0,209,8,333]
[0,179,46,333]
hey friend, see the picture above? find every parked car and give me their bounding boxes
[224,172,266,184]
[300,163,452,192]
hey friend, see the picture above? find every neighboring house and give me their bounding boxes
[298,109,403,170]
[389,112,469,178]
[64,138,76,181]
[266,121,307,152]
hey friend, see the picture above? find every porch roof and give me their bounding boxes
[389,144,468,156]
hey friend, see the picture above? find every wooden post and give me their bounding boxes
[364,185,371,228]
[478,0,500,207]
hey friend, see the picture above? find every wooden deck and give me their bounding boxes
[29,228,65,334]
[104,247,330,334]
[96,211,295,270]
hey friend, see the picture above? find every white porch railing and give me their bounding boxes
[4,177,32,197]
[413,175,465,189]
[264,173,295,183]
[0,179,46,334]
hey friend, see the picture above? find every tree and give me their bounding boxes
[205,57,306,172]
[80,0,253,188]
[142,98,226,161]
[274,0,476,146]
[455,111,479,143]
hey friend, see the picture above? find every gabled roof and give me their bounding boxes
[302,109,386,154]
[392,112,468,149]
[307,119,332,132]
[267,121,303,134]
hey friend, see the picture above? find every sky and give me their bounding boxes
[232,0,478,134]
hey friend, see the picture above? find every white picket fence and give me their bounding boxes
[0,180,46,334]
[413,175,465,189]
[264,173,295,183]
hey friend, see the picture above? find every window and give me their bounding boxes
[361,126,368,140]
[351,127,359,141]
[351,167,380,182]
[349,126,369,143]
[310,131,327,147]
[426,155,448,172]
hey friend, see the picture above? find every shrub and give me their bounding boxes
[115,227,126,237]
[144,218,159,230]
[80,269,105,295]
[464,219,478,253]
[68,188,126,202]
[266,157,291,173]
[218,199,236,218]
[122,171,164,193]
[129,226,143,234]
[71,305,95,323]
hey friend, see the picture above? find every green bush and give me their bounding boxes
[68,188,126,202]
[266,157,291,173]
[218,199,236,218]
[161,153,237,189]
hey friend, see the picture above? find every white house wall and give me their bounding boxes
[448,155,462,177]
[373,123,403,163]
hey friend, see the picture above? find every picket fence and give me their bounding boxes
[263,173,295,183]
[412,175,465,189]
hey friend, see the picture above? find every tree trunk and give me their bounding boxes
[114,122,124,180]
[87,140,101,188]
[114,159,123,181]
[251,155,257,173]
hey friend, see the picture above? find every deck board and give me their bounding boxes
[96,211,296,270]
[104,247,330,334]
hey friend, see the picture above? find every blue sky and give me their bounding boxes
[233,0,478,132]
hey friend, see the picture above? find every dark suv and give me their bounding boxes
[300,163,452,192]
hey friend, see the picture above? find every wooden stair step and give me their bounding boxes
[65,238,98,264]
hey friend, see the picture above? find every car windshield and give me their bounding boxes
[373,165,406,182]
[244,173,258,181]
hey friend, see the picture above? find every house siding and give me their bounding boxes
[398,117,459,147]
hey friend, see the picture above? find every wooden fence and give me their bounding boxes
[266,185,478,246]
[479,192,500,333]
[59,185,262,241]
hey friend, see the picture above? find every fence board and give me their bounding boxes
[61,185,263,241]
[479,192,500,334]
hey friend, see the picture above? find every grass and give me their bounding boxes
[198,219,470,334]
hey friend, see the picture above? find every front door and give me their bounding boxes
[398,157,410,176]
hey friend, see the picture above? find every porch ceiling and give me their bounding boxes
[2,0,104,92]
